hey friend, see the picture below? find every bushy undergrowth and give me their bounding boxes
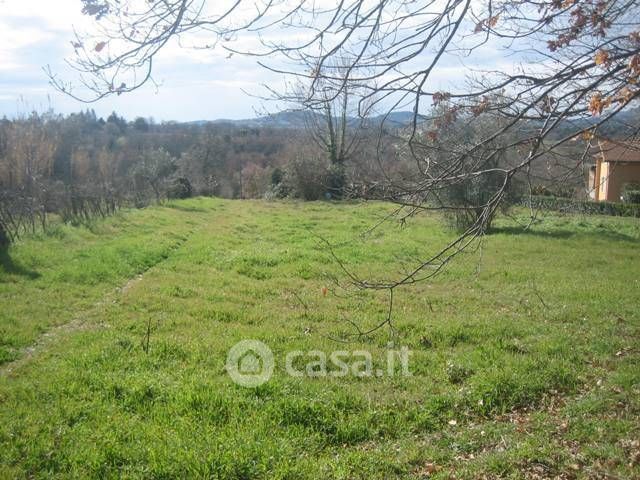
[526,194,640,217]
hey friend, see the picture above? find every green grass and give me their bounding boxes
[0,198,638,479]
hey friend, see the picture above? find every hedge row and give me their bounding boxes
[520,195,640,218]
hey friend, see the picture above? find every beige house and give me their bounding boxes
[589,140,640,202]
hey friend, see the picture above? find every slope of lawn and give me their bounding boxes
[0,201,215,364]
[0,197,638,479]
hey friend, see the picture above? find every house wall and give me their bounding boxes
[594,159,602,201]
[602,162,640,202]
[588,167,596,200]
[599,161,609,201]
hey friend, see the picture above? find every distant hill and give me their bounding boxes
[184,110,426,129]
[185,111,320,129]
[527,106,640,139]
[184,106,639,137]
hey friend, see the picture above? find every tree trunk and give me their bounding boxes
[0,219,9,249]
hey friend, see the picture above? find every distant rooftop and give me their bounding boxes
[597,139,640,163]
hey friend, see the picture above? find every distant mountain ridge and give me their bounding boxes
[183,106,640,136]
[184,110,426,129]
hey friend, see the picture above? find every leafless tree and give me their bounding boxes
[285,57,377,198]
[50,0,640,327]
[131,148,177,203]
[0,113,57,237]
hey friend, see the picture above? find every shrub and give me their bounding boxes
[531,184,574,198]
[241,163,271,198]
[326,163,346,199]
[443,173,523,232]
[622,183,640,204]
[283,155,329,200]
[263,183,287,200]
[0,221,8,248]
[167,177,193,199]
[271,167,284,186]
[524,195,640,217]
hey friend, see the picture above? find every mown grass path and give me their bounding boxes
[1,210,202,376]
[0,200,215,366]
[0,198,638,479]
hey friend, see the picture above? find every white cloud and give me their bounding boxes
[0,0,524,121]
[1,0,89,31]
[0,0,270,119]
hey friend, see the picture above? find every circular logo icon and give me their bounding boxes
[226,340,274,387]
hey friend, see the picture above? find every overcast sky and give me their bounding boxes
[0,0,520,122]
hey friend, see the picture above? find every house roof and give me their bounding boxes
[597,140,640,163]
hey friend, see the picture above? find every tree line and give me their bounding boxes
[1,101,602,248]
[0,108,408,246]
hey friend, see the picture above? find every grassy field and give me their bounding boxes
[0,198,638,479]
